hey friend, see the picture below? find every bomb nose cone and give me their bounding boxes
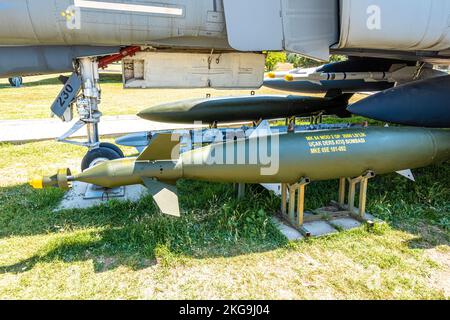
[28,168,72,190]
[29,176,44,189]
[348,75,450,128]
[138,98,202,123]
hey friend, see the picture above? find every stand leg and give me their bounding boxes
[358,178,368,218]
[297,184,306,226]
[357,171,374,218]
[338,177,346,206]
[288,185,296,225]
[347,178,358,213]
[296,178,311,237]
[237,183,246,199]
[281,183,287,215]
[347,171,375,222]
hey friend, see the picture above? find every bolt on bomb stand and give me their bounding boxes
[280,171,376,238]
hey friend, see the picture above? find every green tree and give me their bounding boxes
[287,54,347,68]
[265,52,287,71]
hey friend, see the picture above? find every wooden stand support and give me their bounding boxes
[279,171,378,238]
[336,171,376,223]
[236,183,246,199]
[281,177,311,237]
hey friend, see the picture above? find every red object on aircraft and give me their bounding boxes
[98,46,141,69]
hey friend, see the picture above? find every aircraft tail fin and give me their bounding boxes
[137,133,180,161]
[142,177,180,217]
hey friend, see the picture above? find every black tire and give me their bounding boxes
[8,77,23,87]
[99,142,125,158]
[81,147,122,171]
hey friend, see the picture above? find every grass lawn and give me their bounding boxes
[0,72,448,299]
[0,139,448,299]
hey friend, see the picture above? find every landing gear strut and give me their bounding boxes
[54,57,124,170]
[51,47,141,170]
[78,57,102,149]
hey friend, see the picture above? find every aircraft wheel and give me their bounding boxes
[99,142,125,158]
[81,147,122,171]
[8,77,23,87]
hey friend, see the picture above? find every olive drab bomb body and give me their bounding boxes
[32,127,450,216]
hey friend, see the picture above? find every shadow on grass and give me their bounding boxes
[0,163,448,274]
[0,73,122,89]
[368,164,450,249]
[0,181,287,274]
[290,164,449,250]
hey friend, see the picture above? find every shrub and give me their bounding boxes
[265,52,287,71]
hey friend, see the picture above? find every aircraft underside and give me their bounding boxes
[0,0,449,171]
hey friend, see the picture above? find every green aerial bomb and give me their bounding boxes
[31,127,450,217]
